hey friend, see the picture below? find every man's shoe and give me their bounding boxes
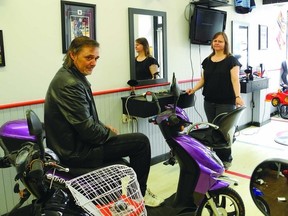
[144,188,164,207]
[223,161,232,170]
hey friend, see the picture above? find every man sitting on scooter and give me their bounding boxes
[44,36,164,207]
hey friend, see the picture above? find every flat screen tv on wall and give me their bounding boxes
[189,6,227,45]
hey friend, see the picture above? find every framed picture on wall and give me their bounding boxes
[258,25,268,50]
[0,30,5,67]
[61,1,96,53]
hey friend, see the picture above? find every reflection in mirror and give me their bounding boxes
[128,8,168,86]
[135,37,160,80]
[232,21,249,72]
[250,159,288,216]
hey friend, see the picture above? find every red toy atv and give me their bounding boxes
[266,84,288,119]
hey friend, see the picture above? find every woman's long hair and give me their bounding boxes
[209,32,231,57]
[135,37,151,57]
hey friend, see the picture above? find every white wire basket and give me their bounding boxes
[65,164,147,216]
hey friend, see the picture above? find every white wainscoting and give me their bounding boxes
[0,81,264,214]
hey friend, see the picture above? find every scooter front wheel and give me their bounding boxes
[195,187,245,216]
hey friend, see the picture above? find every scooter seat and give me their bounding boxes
[44,148,129,177]
[189,127,229,149]
[67,159,130,177]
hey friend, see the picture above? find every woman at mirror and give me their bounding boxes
[135,37,160,80]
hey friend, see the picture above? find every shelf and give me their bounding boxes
[121,91,195,118]
[263,0,288,4]
[240,77,269,93]
[190,0,231,7]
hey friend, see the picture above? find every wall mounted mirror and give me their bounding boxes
[231,21,249,72]
[128,8,168,86]
[250,159,288,216]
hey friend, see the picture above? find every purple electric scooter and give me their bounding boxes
[0,73,245,216]
[147,73,245,215]
[0,115,90,215]
[0,111,145,216]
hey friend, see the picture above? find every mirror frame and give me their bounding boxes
[231,21,249,72]
[128,8,168,86]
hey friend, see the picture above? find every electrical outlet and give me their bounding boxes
[122,114,131,123]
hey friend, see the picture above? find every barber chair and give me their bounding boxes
[188,106,246,150]
[187,106,246,184]
[163,106,246,169]
[281,60,288,86]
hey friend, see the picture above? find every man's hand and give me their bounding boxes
[106,125,118,135]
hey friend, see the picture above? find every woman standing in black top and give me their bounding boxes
[135,37,160,80]
[186,32,244,169]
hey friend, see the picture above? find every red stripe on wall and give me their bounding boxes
[0,82,171,110]
[0,99,45,109]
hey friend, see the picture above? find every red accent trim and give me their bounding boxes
[92,87,130,96]
[0,68,280,110]
[0,99,45,110]
[0,82,171,110]
[178,78,200,84]
[92,82,170,96]
[225,170,251,179]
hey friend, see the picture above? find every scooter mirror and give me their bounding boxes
[170,73,180,111]
[170,72,180,98]
[249,158,288,216]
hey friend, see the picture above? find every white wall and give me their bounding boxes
[0,0,191,104]
[189,2,288,79]
[0,0,287,104]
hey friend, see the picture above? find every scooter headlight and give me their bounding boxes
[15,148,29,166]
[15,142,37,176]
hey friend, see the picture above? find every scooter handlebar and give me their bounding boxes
[29,159,44,179]
[0,155,12,168]
[148,116,157,124]
[29,160,70,179]
[46,161,69,172]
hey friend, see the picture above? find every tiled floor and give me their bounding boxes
[147,116,288,215]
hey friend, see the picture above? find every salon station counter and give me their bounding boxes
[121,91,195,118]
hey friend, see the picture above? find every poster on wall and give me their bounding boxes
[0,30,5,67]
[61,1,96,53]
[258,25,268,50]
[276,11,286,50]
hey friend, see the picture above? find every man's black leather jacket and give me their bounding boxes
[44,66,112,166]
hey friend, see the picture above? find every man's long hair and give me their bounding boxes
[63,36,99,68]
